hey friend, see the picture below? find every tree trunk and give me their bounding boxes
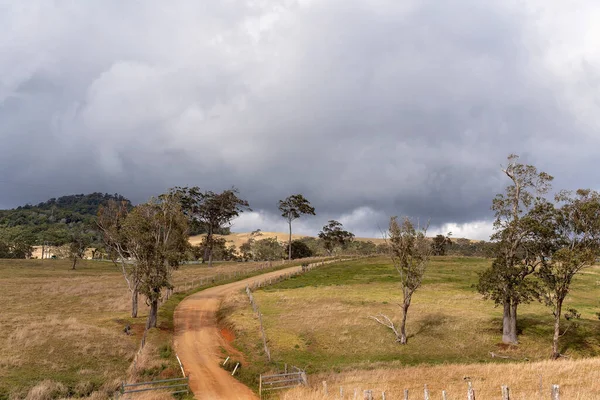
[207,231,214,267]
[400,302,409,345]
[131,289,138,318]
[71,257,77,270]
[288,220,292,261]
[502,300,518,344]
[146,298,159,329]
[552,300,563,359]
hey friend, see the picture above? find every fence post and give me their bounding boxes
[424,384,430,400]
[363,390,372,400]
[551,385,560,400]
[442,390,447,400]
[323,381,328,396]
[354,388,358,399]
[404,389,409,400]
[382,391,386,400]
[340,386,344,399]
[467,382,475,400]
[231,362,240,376]
[502,385,510,400]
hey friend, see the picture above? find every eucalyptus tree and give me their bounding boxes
[371,216,431,345]
[477,154,553,344]
[278,194,315,260]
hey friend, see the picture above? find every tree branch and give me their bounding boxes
[368,314,402,342]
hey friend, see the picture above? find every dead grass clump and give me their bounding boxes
[24,380,67,400]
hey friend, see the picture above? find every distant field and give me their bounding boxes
[188,231,388,249]
[221,257,600,397]
[0,258,291,399]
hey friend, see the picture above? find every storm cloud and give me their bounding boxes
[2,0,600,239]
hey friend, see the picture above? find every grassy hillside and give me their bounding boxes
[189,231,388,249]
[220,256,600,393]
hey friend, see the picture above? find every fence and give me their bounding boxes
[316,381,563,399]
[260,370,308,398]
[116,377,189,398]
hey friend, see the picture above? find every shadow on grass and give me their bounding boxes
[409,313,457,339]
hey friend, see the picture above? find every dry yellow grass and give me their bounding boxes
[0,258,291,399]
[188,232,387,249]
[281,358,600,399]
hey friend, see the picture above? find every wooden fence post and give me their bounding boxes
[363,390,372,400]
[382,391,386,400]
[467,382,475,400]
[404,388,409,400]
[551,385,560,400]
[424,384,430,400]
[354,388,358,399]
[340,386,343,399]
[501,385,510,400]
[442,390,447,400]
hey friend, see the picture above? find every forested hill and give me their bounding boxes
[0,193,131,245]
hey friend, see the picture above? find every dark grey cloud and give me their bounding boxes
[2,0,600,239]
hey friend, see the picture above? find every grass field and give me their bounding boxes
[220,256,600,398]
[0,258,299,399]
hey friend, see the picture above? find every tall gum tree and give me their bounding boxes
[533,189,600,358]
[278,194,315,260]
[370,216,431,345]
[174,186,250,267]
[477,154,553,344]
[318,220,354,255]
[97,200,140,318]
[122,194,189,329]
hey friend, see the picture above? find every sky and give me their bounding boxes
[1,1,600,240]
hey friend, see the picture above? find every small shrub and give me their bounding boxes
[565,308,581,320]
[158,344,173,359]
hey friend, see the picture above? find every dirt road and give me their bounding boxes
[173,265,304,400]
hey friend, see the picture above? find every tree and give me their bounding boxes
[477,154,553,344]
[121,194,189,329]
[174,187,250,267]
[278,194,315,260]
[431,233,452,256]
[535,189,600,358]
[253,237,285,260]
[192,236,237,262]
[66,229,91,270]
[318,220,355,255]
[97,199,141,318]
[350,240,378,256]
[290,239,313,259]
[371,216,431,344]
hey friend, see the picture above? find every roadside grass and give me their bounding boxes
[220,256,600,394]
[0,258,309,399]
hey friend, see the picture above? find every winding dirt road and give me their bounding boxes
[173,265,304,400]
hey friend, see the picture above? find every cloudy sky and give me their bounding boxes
[1,1,600,239]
